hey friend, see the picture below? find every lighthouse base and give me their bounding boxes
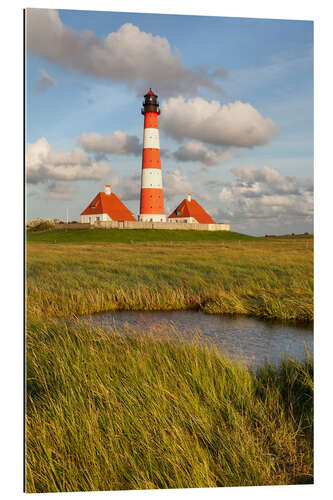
[138,214,167,222]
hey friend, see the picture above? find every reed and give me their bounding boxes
[26,319,313,492]
[26,238,313,321]
[25,236,313,492]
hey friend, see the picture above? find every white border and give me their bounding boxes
[2,1,332,499]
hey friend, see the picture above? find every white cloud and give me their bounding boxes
[36,68,57,91]
[26,9,224,97]
[217,165,313,230]
[230,165,313,195]
[26,137,111,184]
[78,131,141,156]
[173,141,231,166]
[161,96,279,148]
[117,172,141,202]
[163,169,192,200]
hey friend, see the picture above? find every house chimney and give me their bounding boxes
[105,185,111,195]
[187,193,191,202]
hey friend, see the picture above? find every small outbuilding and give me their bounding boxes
[80,185,136,224]
[168,193,216,224]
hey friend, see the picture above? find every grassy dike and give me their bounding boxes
[26,231,314,492]
[27,227,258,244]
[26,320,313,492]
[26,233,313,321]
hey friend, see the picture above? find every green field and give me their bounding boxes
[27,228,257,243]
[27,234,313,321]
[26,230,314,492]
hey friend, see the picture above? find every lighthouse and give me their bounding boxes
[138,88,166,222]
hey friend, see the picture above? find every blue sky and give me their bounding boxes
[26,8,313,235]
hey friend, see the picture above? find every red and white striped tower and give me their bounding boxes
[138,88,166,222]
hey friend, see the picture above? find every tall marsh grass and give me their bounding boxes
[26,320,313,492]
[25,237,313,492]
[26,239,313,321]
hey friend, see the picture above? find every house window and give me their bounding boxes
[96,216,100,222]
[177,210,181,216]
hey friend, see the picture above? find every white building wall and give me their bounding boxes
[80,213,112,224]
[168,217,198,224]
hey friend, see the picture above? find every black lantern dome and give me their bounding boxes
[141,88,160,115]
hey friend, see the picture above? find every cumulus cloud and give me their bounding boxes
[117,172,141,202]
[160,96,279,148]
[26,137,111,184]
[26,9,225,97]
[217,165,313,232]
[78,131,141,156]
[173,141,231,166]
[230,165,313,196]
[47,181,78,200]
[163,169,193,200]
[36,68,57,91]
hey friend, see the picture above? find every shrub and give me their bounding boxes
[27,219,55,232]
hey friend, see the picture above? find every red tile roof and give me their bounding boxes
[81,192,136,221]
[168,198,215,224]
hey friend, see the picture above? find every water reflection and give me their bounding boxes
[82,310,313,368]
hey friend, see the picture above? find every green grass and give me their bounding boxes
[26,234,314,491]
[26,320,313,493]
[27,228,257,243]
[27,238,313,321]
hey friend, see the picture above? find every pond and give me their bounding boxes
[82,310,313,368]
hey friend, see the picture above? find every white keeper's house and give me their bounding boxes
[80,185,136,224]
[168,194,216,224]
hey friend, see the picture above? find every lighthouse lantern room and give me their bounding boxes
[138,89,166,222]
